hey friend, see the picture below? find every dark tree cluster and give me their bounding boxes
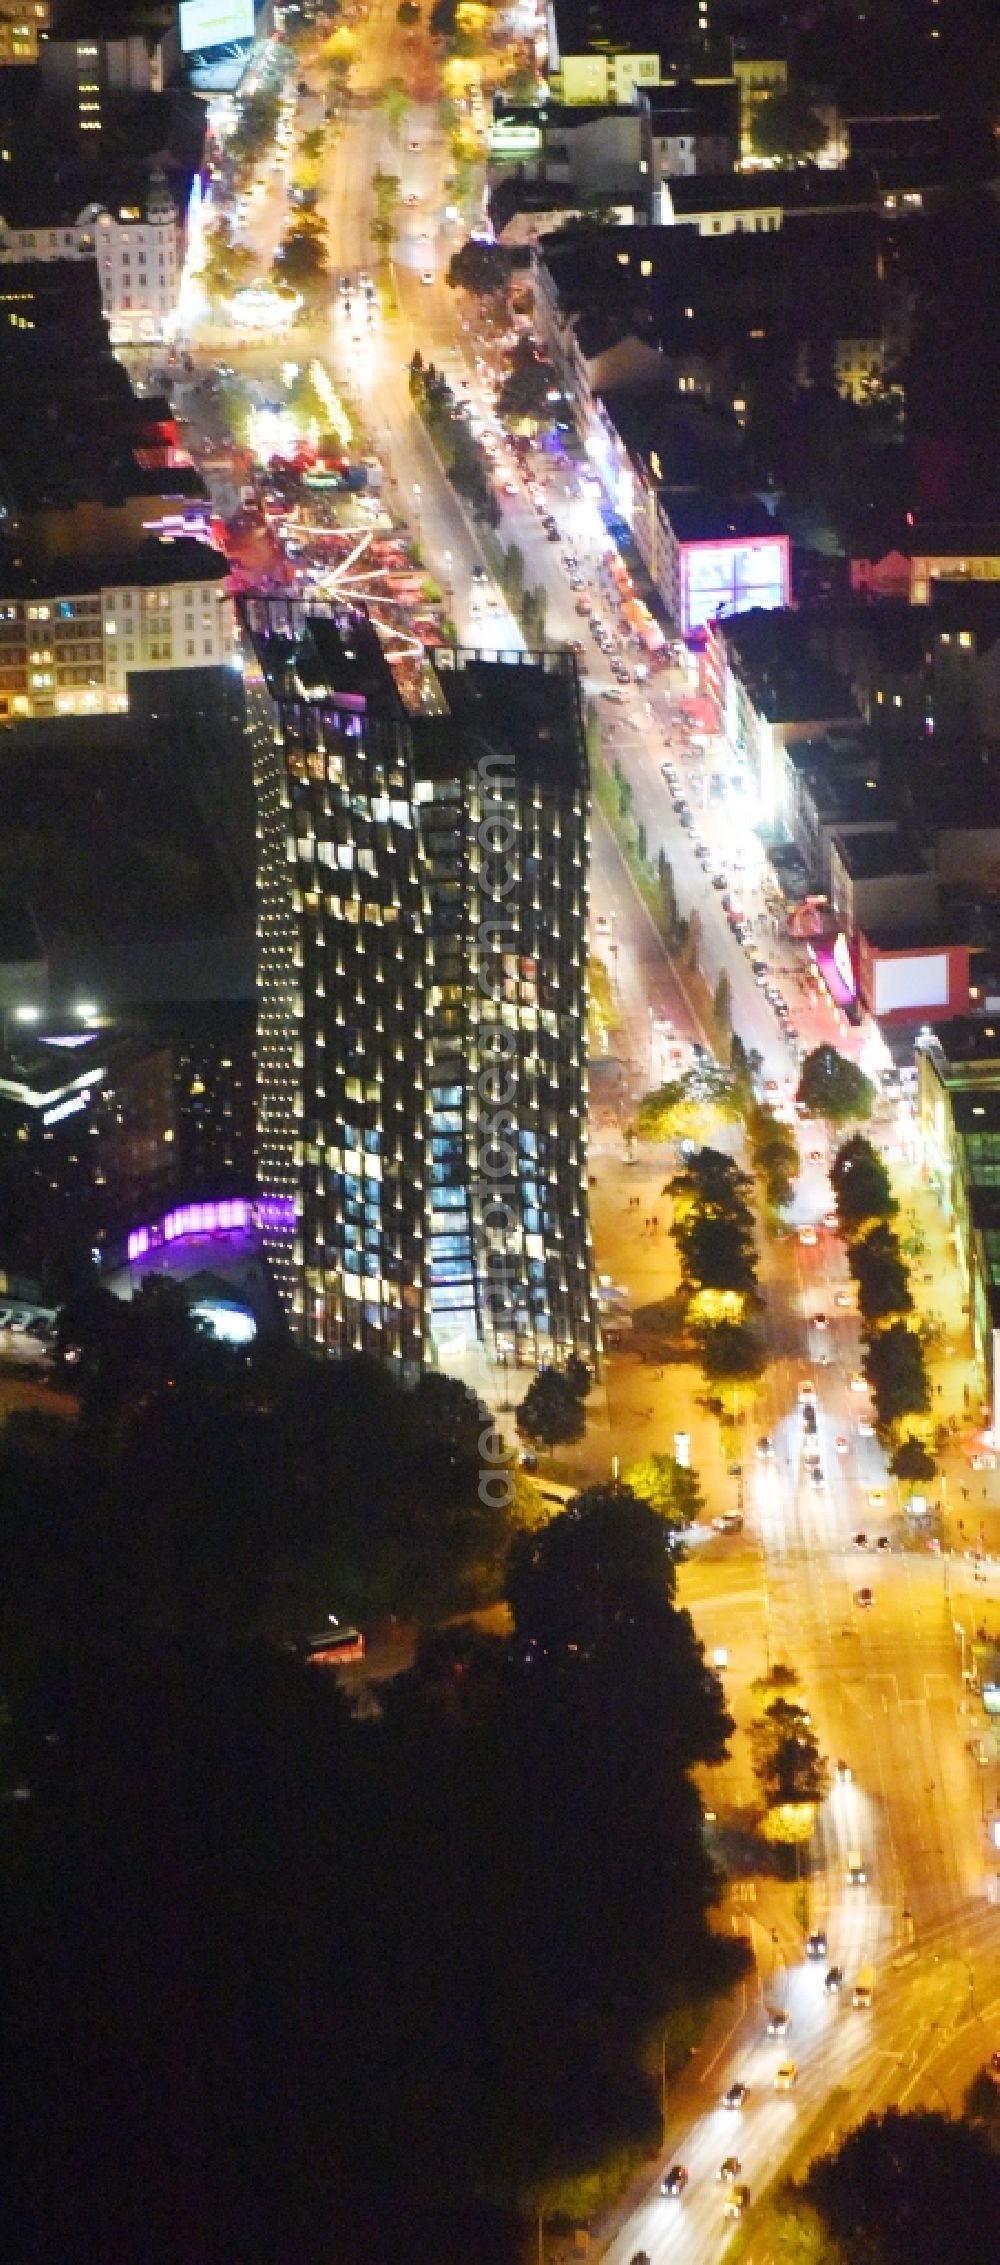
[829,1137,931,1440]
[778,2106,1000,2265]
[746,1101,799,1214]
[409,351,500,523]
[44,1281,510,1637]
[667,1146,766,1384]
[516,1356,592,1452]
[2,1481,740,2265]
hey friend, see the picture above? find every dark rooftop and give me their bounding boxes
[662,490,781,543]
[664,166,879,214]
[719,610,859,725]
[641,77,738,134]
[922,1017,1000,1071]
[0,536,229,596]
[833,828,928,880]
[425,651,587,790]
[551,0,695,53]
[595,384,745,482]
[297,611,407,716]
[0,675,254,1006]
[492,97,638,127]
[929,582,1000,640]
[538,210,887,342]
[911,521,1000,556]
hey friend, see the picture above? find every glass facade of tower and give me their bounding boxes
[246,600,598,1379]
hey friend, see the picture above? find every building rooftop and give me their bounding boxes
[929,582,1000,640]
[641,78,738,135]
[490,179,587,236]
[784,731,877,780]
[492,97,638,128]
[0,147,189,230]
[551,0,692,55]
[904,745,1000,832]
[296,611,407,716]
[662,490,781,544]
[596,382,746,482]
[664,166,878,215]
[834,827,928,880]
[803,772,893,826]
[0,677,254,1007]
[424,650,587,789]
[719,609,858,725]
[862,919,957,950]
[922,1017,1000,1073]
[539,209,887,345]
[0,535,229,595]
[912,521,1000,558]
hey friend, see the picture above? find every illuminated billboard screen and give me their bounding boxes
[681,537,789,637]
[179,0,255,52]
[872,952,949,1016]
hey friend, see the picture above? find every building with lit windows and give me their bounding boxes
[546,0,709,105]
[0,166,192,344]
[917,1021,1000,1423]
[0,3,49,65]
[244,602,598,1381]
[37,12,180,135]
[0,538,232,720]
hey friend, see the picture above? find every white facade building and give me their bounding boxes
[0,170,187,344]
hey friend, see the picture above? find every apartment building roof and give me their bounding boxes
[0,536,228,596]
[660,490,781,543]
[597,381,746,480]
[719,608,858,723]
[641,78,738,135]
[832,827,927,879]
[922,1017,1000,1073]
[550,0,687,54]
[929,582,1000,641]
[0,151,186,230]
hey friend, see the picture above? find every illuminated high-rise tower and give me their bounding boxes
[244,601,598,1381]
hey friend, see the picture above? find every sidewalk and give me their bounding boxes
[550,1122,750,1525]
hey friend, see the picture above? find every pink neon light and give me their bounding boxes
[127,1197,253,1264]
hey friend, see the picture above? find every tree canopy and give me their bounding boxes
[890,1433,936,1483]
[849,1220,913,1325]
[751,1694,828,1807]
[797,1045,874,1125]
[748,1103,799,1210]
[694,1318,767,1382]
[272,213,330,303]
[497,337,561,424]
[624,1452,703,1534]
[862,1320,930,1432]
[4,1466,743,2260]
[515,1365,588,1453]
[636,1066,744,1143]
[446,237,513,298]
[831,1133,897,1236]
[750,86,827,163]
[797,2107,1000,2265]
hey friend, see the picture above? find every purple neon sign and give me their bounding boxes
[126,1193,297,1264]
